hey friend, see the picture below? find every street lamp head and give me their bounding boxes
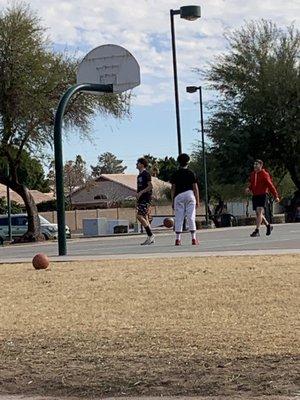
[180,5,201,21]
[186,86,199,93]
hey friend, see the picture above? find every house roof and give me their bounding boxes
[0,184,55,205]
[98,174,171,192]
[72,174,171,197]
[98,174,136,190]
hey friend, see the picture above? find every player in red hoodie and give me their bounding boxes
[245,159,280,237]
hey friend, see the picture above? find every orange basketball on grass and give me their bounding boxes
[163,217,174,228]
[32,253,49,270]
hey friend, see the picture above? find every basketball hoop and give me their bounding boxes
[77,44,140,94]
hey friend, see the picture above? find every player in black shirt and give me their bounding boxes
[170,153,200,245]
[136,157,155,245]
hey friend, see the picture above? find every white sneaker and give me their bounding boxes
[140,235,155,245]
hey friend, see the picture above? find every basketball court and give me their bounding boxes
[0,223,299,262]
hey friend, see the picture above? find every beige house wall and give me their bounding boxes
[40,203,206,232]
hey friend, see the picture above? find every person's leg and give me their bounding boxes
[261,213,269,226]
[256,207,263,230]
[185,191,198,244]
[137,203,155,244]
[251,195,261,237]
[174,194,185,245]
[259,196,273,235]
[250,207,263,237]
[251,207,273,236]
[260,195,269,226]
[261,210,274,235]
[137,213,151,231]
[261,211,274,235]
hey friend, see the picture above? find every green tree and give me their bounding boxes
[141,154,158,175]
[64,155,87,203]
[205,20,300,190]
[0,4,130,241]
[0,150,50,193]
[0,197,23,214]
[91,152,127,176]
[157,156,177,182]
[190,144,245,203]
[274,172,297,198]
[48,155,88,203]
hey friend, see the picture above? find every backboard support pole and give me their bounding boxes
[54,83,113,256]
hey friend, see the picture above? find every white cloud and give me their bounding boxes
[1,0,299,106]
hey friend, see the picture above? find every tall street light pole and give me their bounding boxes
[6,164,12,242]
[170,5,201,155]
[186,85,209,226]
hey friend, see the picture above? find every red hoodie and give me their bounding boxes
[249,169,278,198]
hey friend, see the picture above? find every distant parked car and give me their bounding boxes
[0,214,71,243]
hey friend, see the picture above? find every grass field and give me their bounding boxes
[0,255,299,398]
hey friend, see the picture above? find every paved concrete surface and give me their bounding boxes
[0,223,299,263]
[0,223,299,262]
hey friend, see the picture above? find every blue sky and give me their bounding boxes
[64,99,211,173]
[2,0,299,174]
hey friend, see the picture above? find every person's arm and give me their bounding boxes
[193,182,200,207]
[245,174,252,194]
[170,172,176,209]
[171,184,176,209]
[264,171,280,201]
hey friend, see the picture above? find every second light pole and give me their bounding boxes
[186,85,209,226]
[170,5,201,155]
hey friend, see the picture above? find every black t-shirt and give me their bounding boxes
[170,168,197,197]
[137,169,152,202]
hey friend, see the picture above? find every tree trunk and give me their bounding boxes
[0,175,44,242]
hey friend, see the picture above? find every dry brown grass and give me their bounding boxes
[0,255,299,398]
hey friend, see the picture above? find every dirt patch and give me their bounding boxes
[0,255,299,398]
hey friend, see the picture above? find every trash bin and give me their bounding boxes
[220,213,233,227]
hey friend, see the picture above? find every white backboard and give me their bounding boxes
[77,44,140,93]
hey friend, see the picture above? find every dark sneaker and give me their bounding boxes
[192,238,199,245]
[175,239,181,246]
[266,225,273,236]
[250,229,260,237]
